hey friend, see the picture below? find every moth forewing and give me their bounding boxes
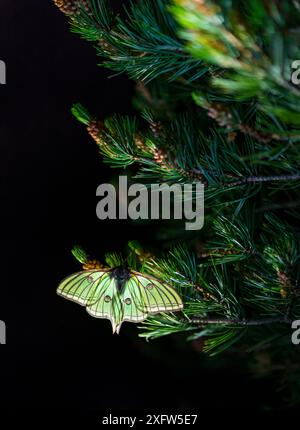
[129,273,184,314]
[57,270,110,306]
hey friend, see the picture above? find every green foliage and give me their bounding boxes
[55,0,300,407]
[71,245,90,264]
[171,0,300,124]
[71,0,206,82]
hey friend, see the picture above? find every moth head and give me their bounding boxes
[110,267,131,283]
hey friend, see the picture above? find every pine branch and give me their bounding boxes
[172,0,300,126]
[225,174,300,187]
[55,0,300,406]
[53,0,207,82]
[185,316,291,326]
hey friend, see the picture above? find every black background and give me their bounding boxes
[0,0,279,417]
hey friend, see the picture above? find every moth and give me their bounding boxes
[57,266,183,334]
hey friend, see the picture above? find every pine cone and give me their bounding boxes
[87,119,107,147]
[53,0,91,17]
[83,259,105,270]
[135,135,148,152]
[53,0,76,15]
[150,121,164,139]
[277,270,293,298]
[153,148,167,164]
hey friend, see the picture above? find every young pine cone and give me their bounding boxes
[53,0,91,17]
[87,119,105,146]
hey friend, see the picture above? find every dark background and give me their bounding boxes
[0,0,278,418]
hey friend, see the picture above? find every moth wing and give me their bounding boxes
[130,273,183,314]
[86,277,124,334]
[57,270,110,306]
[121,279,149,324]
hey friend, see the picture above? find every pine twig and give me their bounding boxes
[185,316,292,326]
[255,200,300,212]
[225,174,300,187]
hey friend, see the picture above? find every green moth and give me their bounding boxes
[57,266,183,334]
